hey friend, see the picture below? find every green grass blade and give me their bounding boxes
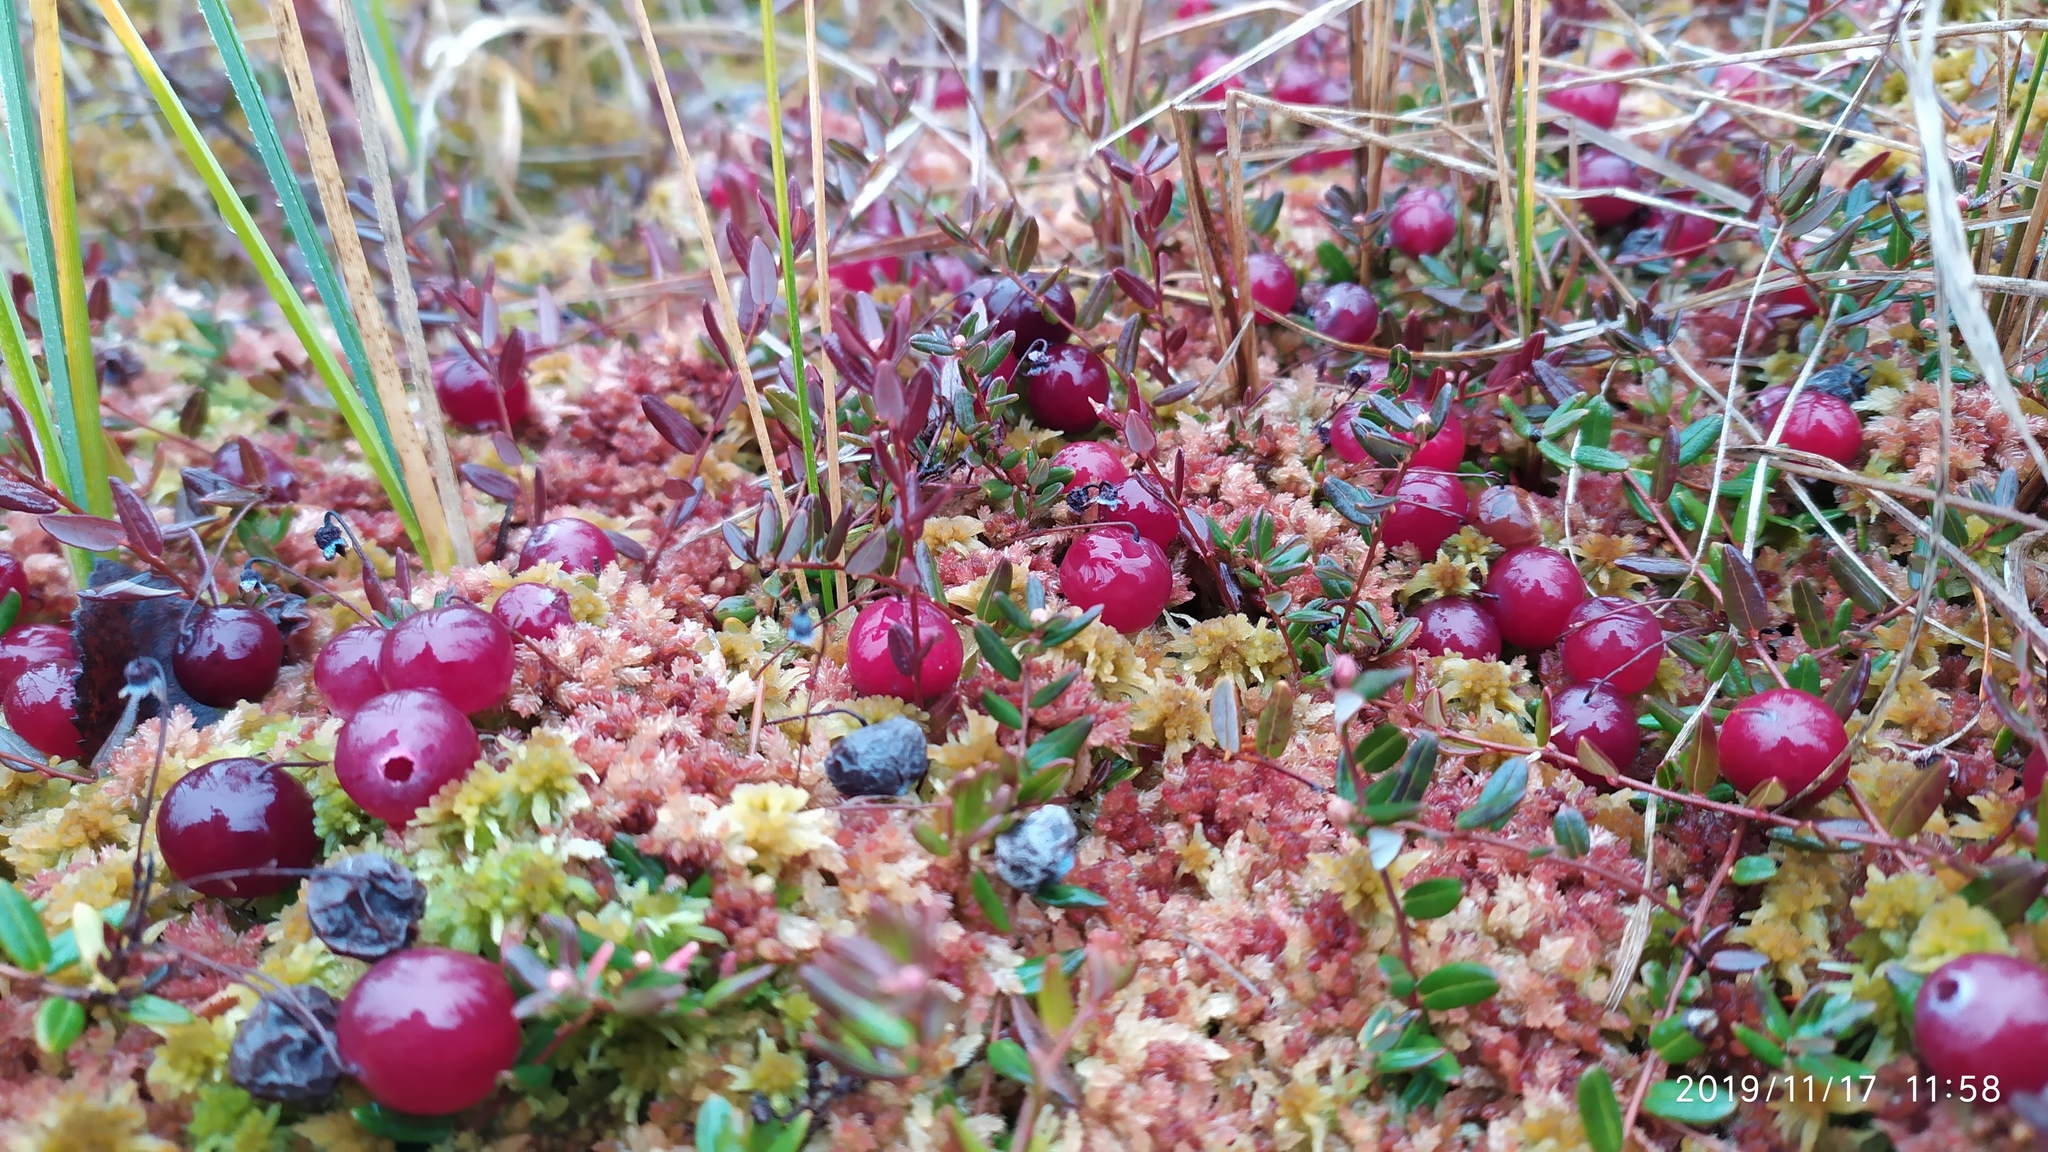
[757,0,819,503]
[95,0,424,554]
[0,0,85,506]
[352,0,417,156]
[32,0,105,523]
[0,264,55,473]
[193,0,402,476]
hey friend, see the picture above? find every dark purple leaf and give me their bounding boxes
[0,478,58,514]
[492,431,520,470]
[605,530,647,563]
[460,463,521,503]
[108,478,163,560]
[844,528,890,576]
[640,396,704,454]
[38,514,127,552]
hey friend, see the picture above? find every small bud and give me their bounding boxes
[1326,796,1357,825]
[1331,655,1360,688]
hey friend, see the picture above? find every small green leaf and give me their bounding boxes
[1731,855,1779,885]
[0,881,50,972]
[1373,1041,1447,1073]
[1571,445,1633,473]
[123,994,194,1028]
[761,1113,814,1152]
[1455,757,1527,831]
[34,997,85,1056]
[1032,884,1106,909]
[1577,1067,1624,1152]
[1025,717,1093,772]
[1402,878,1463,920]
[1644,1078,1737,1125]
[973,623,1023,680]
[1030,670,1079,709]
[986,1037,1034,1084]
[1553,808,1591,858]
[1354,667,1410,702]
[1315,239,1356,283]
[1676,415,1723,465]
[1038,605,1103,648]
[1732,1022,1787,1068]
[0,589,18,636]
[982,689,1024,730]
[692,1096,739,1152]
[1416,962,1498,1010]
[971,871,1011,933]
[1377,954,1415,999]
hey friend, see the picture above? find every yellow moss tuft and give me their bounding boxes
[1169,614,1289,685]
[1054,620,1153,698]
[145,1000,249,1099]
[715,783,836,872]
[1127,676,1215,762]
[8,1082,174,1152]
[1904,897,2011,973]
[1434,657,1530,723]
[930,711,1005,779]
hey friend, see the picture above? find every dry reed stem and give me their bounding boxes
[800,0,847,611]
[1171,110,1244,395]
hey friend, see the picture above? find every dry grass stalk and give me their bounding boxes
[801,0,847,611]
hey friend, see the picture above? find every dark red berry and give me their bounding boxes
[1289,143,1352,173]
[1553,682,1641,786]
[1192,50,1242,101]
[846,595,963,702]
[1405,409,1465,471]
[1107,475,1179,547]
[703,159,759,214]
[314,626,388,719]
[1718,687,1849,802]
[0,624,72,696]
[1663,207,1719,257]
[1272,59,1325,104]
[492,582,573,641]
[518,517,617,574]
[336,947,520,1116]
[1482,546,1587,650]
[5,661,79,760]
[0,552,28,609]
[1914,953,2048,1116]
[1472,486,1543,549]
[1755,388,1862,466]
[380,605,514,716]
[1175,0,1212,16]
[832,236,899,292]
[1408,597,1502,660]
[1052,441,1129,491]
[1561,596,1665,695]
[211,441,300,501]
[933,69,969,111]
[1060,530,1172,634]
[1546,79,1621,129]
[157,758,318,899]
[1246,253,1297,320]
[1311,282,1379,344]
[1577,148,1641,227]
[966,274,1077,355]
[173,605,285,708]
[1024,345,1111,433]
[1381,471,1468,558]
[431,354,529,430]
[1329,405,1372,464]
[334,689,482,824]
[308,853,426,960]
[1389,188,1456,258]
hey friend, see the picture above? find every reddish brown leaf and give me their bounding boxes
[38,514,127,552]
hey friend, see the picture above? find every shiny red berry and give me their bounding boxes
[1051,441,1129,491]
[1578,148,1641,227]
[831,236,898,292]
[1107,475,1179,547]
[1553,682,1641,786]
[1914,953,2048,1113]
[492,582,573,641]
[1718,687,1849,802]
[1472,486,1543,549]
[1405,409,1465,471]
[1272,59,1325,104]
[1381,471,1468,558]
[1024,345,1111,433]
[1389,188,1456,258]
[968,275,1077,355]
[1329,405,1373,464]
[1756,388,1862,466]
[431,354,529,430]
[157,758,318,899]
[1060,530,1172,634]
[0,624,72,696]
[1311,282,1379,344]
[1546,79,1621,129]
[1191,50,1242,101]
[1482,546,1587,650]
[1408,597,1502,660]
[846,595,963,702]
[314,626,388,719]
[0,552,27,609]
[334,689,482,825]
[337,947,520,1115]
[174,606,285,708]
[1561,596,1665,695]
[380,605,515,716]
[5,661,78,760]
[1246,253,1297,320]
[1664,208,1719,257]
[518,517,617,574]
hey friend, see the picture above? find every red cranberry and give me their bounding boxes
[380,605,514,716]
[703,159,759,215]
[1472,486,1544,549]
[846,595,963,702]
[1405,408,1465,471]
[1553,682,1641,785]
[1311,282,1379,344]
[519,517,617,574]
[1718,687,1849,802]
[927,254,977,294]
[1577,149,1641,227]
[0,624,72,696]
[431,354,529,430]
[1246,253,1297,320]
[1546,79,1621,129]
[336,947,521,1115]
[1272,59,1326,104]
[1060,530,1172,634]
[314,626,389,719]
[334,689,482,824]
[0,553,27,609]
[173,606,285,708]
[1664,208,1719,257]
[1389,188,1457,258]
[1381,471,1468,558]
[1914,953,2048,1117]
[1408,597,1502,660]
[1175,0,1212,15]
[1192,50,1242,101]
[1107,475,1179,547]
[1482,546,1587,650]
[933,69,969,111]
[832,236,899,293]
[2025,745,2045,802]
[157,758,318,899]
[966,275,1077,355]
[492,582,573,641]
[210,441,300,501]
[1290,143,1352,173]
[1713,64,1763,98]
[1561,596,1665,695]
[5,661,78,760]
[1757,389,1862,466]
[1052,441,1130,491]
[1024,345,1111,433]
[1329,405,1372,464]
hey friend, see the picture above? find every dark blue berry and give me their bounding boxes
[993,805,1076,891]
[824,716,929,798]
